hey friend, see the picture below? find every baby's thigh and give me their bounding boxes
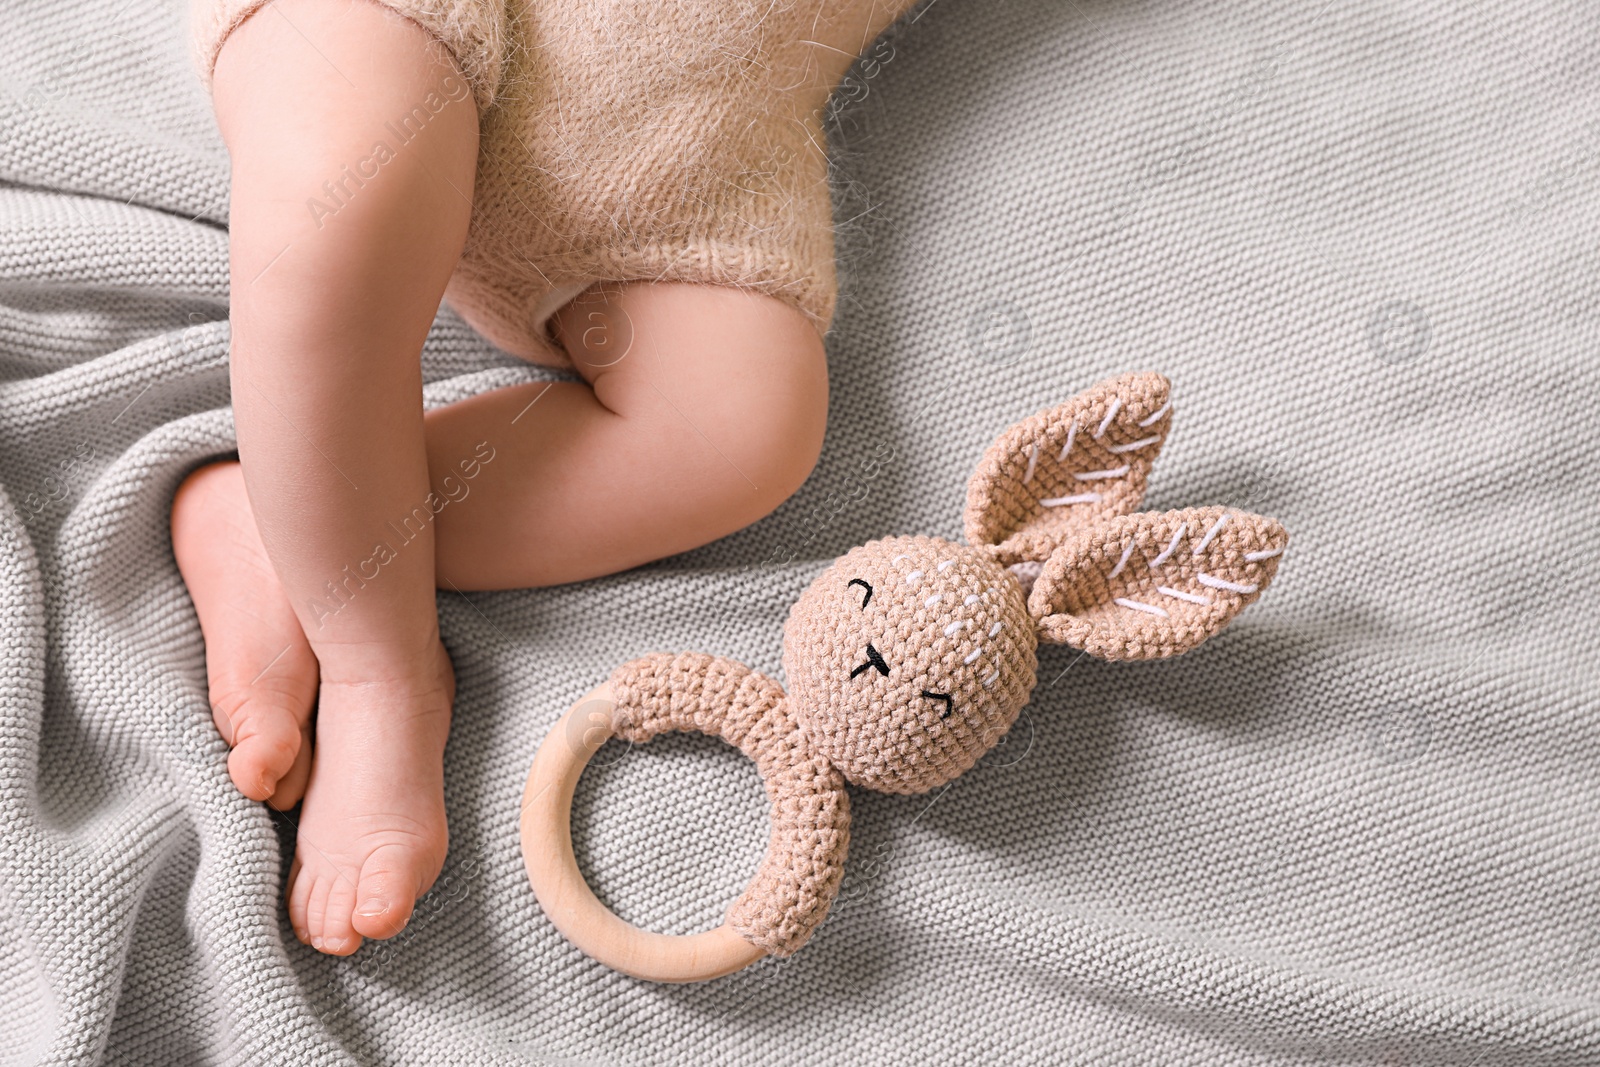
[552,281,830,511]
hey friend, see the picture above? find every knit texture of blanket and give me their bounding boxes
[3,0,1599,1064]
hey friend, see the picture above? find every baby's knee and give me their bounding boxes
[676,322,828,525]
[717,353,829,520]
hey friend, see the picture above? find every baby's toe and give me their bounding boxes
[173,459,320,805]
[295,854,363,956]
[351,843,431,940]
[287,856,312,944]
[266,721,314,811]
[317,870,362,956]
[217,659,320,799]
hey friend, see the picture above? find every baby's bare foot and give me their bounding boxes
[171,461,318,808]
[287,640,454,955]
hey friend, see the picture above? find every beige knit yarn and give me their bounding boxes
[606,652,850,957]
[595,373,1289,958]
[782,536,1038,795]
[189,0,922,367]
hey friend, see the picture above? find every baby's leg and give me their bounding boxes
[206,0,477,954]
[426,281,829,589]
[176,281,826,800]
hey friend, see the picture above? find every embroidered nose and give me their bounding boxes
[849,643,891,679]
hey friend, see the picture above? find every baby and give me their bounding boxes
[172,0,918,956]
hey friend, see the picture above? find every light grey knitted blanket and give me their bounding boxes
[3,0,1599,1063]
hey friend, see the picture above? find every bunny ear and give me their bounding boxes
[1028,506,1288,661]
[963,373,1173,565]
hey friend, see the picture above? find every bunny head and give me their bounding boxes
[781,372,1288,795]
[782,535,1038,794]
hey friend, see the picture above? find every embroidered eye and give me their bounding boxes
[921,690,953,718]
[847,578,872,608]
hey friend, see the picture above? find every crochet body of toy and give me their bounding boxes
[521,372,1290,981]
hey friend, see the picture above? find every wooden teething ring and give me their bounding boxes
[520,684,767,982]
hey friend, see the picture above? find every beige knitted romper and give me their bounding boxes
[191,0,919,368]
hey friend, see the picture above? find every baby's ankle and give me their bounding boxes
[310,631,452,690]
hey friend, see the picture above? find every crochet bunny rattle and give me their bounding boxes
[520,372,1288,982]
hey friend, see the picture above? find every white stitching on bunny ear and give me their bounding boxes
[1138,400,1172,427]
[1191,513,1229,556]
[1056,420,1078,461]
[1108,540,1137,578]
[1023,442,1040,484]
[1041,493,1101,506]
[1074,465,1131,481]
[1107,436,1160,453]
[1148,523,1186,568]
[1197,573,1258,594]
[1093,397,1123,438]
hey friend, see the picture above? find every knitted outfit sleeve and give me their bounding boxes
[187,0,508,111]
